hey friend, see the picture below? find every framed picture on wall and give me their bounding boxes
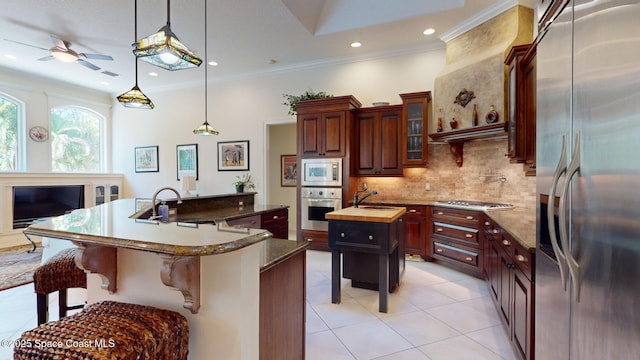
[134,146,159,173]
[281,154,297,187]
[176,144,198,180]
[218,140,249,171]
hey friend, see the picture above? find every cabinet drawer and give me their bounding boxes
[432,221,479,245]
[432,207,481,225]
[261,208,288,223]
[301,230,328,251]
[432,241,479,268]
[513,242,533,281]
[331,221,387,252]
[404,205,426,219]
[227,214,261,228]
[483,218,502,242]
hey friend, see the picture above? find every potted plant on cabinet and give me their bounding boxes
[233,173,255,193]
[282,90,333,116]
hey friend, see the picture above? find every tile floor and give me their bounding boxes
[0,249,518,360]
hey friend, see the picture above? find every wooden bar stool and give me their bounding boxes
[33,247,87,324]
[14,300,190,360]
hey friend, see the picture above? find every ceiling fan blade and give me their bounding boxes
[101,70,119,77]
[3,38,49,51]
[79,53,113,61]
[77,59,100,71]
[37,55,54,61]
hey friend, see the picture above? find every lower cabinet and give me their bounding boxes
[227,208,289,239]
[483,216,535,360]
[429,206,483,277]
[301,229,328,251]
[402,204,429,260]
[259,248,305,359]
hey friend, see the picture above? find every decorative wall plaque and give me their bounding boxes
[453,88,476,108]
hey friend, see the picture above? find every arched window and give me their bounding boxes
[0,92,24,171]
[50,106,104,172]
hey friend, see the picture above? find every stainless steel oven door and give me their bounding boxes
[300,187,342,232]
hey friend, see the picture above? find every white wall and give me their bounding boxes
[112,47,447,203]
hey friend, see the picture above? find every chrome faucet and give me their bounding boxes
[353,188,378,208]
[150,187,183,220]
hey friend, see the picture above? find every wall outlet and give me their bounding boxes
[424,183,431,191]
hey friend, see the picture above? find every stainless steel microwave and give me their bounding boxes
[301,158,342,187]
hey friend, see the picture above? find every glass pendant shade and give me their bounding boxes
[134,0,202,71]
[117,84,154,109]
[193,121,219,135]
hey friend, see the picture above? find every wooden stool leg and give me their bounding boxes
[37,293,48,325]
[58,289,68,319]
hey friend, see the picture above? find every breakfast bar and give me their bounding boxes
[23,197,306,360]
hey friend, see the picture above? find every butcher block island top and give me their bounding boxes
[325,205,406,223]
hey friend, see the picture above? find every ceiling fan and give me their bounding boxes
[4,35,118,76]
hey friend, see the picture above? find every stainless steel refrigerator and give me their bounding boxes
[536,0,640,359]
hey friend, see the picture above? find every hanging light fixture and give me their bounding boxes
[134,0,202,71]
[193,0,219,136]
[117,0,154,109]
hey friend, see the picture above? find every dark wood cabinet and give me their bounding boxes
[354,105,403,176]
[506,43,537,176]
[296,96,361,158]
[300,229,328,251]
[261,208,288,239]
[428,206,483,277]
[483,215,535,360]
[400,91,431,167]
[403,204,429,260]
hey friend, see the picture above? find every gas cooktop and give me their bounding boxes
[436,200,515,211]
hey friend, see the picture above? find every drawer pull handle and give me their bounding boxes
[409,209,417,213]
[502,240,511,246]
[436,228,443,232]
[306,238,313,242]
[437,211,444,215]
[436,248,444,253]
[340,232,345,238]
[493,229,499,234]
[273,216,278,220]
[465,257,473,262]
[465,234,473,238]
[466,216,474,220]
[485,221,490,225]
[368,235,374,240]
[515,254,527,262]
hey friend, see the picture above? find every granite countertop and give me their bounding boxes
[23,198,284,256]
[260,239,309,272]
[325,205,407,223]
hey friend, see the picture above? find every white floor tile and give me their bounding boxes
[332,319,413,360]
[467,325,519,360]
[306,301,329,334]
[372,348,433,360]
[306,330,356,360]
[428,277,489,301]
[312,298,378,329]
[382,311,461,347]
[425,302,502,333]
[418,335,505,360]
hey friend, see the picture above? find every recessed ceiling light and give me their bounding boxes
[148,72,159,77]
[351,42,362,48]
[4,54,17,60]
[208,61,218,66]
[423,28,436,36]
[100,81,110,86]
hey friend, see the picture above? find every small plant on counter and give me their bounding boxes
[282,90,333,116]
[233,173,256,193]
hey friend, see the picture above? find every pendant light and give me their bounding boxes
[134,0,202,71]
[193,0,219,136]
[117,0,154,109]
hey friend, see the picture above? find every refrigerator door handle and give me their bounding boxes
[559,132,582,302]
[549,135,569,290]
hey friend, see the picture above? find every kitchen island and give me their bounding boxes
[23,197,307,360]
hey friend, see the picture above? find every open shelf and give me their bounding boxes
[429,122,507,167]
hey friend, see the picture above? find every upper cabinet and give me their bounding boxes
[296,96,361,158]
[400,92,431,167]
[354,105,403,176]
[505,43,537,176]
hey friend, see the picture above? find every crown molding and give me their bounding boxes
[439,0,526,43]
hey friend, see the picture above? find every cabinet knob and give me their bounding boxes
[436,248,443,253]
[493,229,499,234]
[506,263,514,269]
[368,235,374,240]
[485,221,490,226]
[466,216,474,220]
[437,211,444,215]
[502,239,511,246]
[306,238,313,242]
[409,209,417,213]
[465,257,473,262]
[436,228,443,232]
[515,254,527,262]
[340,232,345,238]
[273,216,278,220]
[465,234,473,238]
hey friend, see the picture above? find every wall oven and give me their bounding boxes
[300,187,342,232]
[301,158,342,187]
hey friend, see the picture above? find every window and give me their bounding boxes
[0,93,23,171]
[51,106,104,172]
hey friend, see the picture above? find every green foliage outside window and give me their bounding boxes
[51,106,102,172]
[0,97,18,171]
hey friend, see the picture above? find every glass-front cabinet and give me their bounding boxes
[400,91,431,167]
[94,183,120,206]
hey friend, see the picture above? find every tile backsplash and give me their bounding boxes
[356,139,536,210]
